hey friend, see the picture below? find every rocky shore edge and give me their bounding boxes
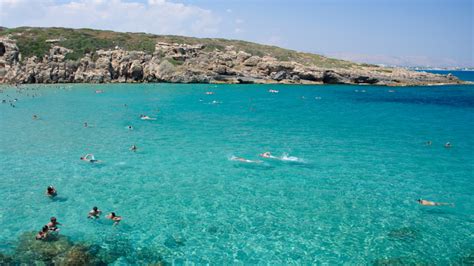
[0,37,466,86]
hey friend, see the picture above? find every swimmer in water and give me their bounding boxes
[425,141,432,146]
[88,206,102,219]
[259,152,273,158]
[47,217,61,232]
[130,145,138,152]
[231,156,261,163]
[84,122,88,128]
[127,125,134,130]
[33,115,38,120]
[45,186,57,198]
[36,225,49,240]
[140,114,156,120]
[80,154,98,163]
[417,199,454,207]
[106,212,122,226]
[444,142,452,148]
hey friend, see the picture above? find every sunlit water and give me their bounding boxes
[1,74,473,264]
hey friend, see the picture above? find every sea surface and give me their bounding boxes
[0,72,473,264]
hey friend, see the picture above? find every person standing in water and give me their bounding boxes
[45,186,57,198]
[36,225,49,240]
[417,199,454,207]
[47,217,62,232]
[88,206,102,219]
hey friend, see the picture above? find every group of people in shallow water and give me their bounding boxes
[39,186,123,240]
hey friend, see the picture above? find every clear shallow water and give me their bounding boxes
[0,78,473,264]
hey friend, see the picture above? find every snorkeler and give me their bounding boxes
[47,217,61,232]
[80,154,98,163]
[45,186,57,198]
[106,212,122,226]
[35,225,49,240]
[130,145,138,152]
[88,206,102,219]
[444,142,452,148]
[417,199,454,207]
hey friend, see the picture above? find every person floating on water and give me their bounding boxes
[81,154,98,163]
[84,122,88,128]
[417,199,454,207]
[35,225,49,240]
[88,206,102,219]
[106,212,122,226]
[45,186,57,198]
[130,145,138,152]
[47,217,61,232]
[444,142,452,148]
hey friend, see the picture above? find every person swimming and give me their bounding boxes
[259,152,274,158]
[84,122,88,128]
[417,199,454,207]
[127,125,134,130]
[425,141,432,146]
[47,217,61,232]
[140,114,156,120]
[36,225,49,240]
[80,154,98,163]
[231,156,261,163]
[444,142,452,148]
[130,145,138,152]
[45,186,57,197]
[32,115,38,120]
[88,206,102,219]
[106,212,122,226]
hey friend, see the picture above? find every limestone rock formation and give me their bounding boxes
[0,36,465,86]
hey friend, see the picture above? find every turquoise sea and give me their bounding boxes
[0,71,473,264]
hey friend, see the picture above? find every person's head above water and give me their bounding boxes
[50,217,57,222]
[93,206,98,211]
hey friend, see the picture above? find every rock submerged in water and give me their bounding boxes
[0,36,465,86]
[8,231,107,265]
[387,227,421,240]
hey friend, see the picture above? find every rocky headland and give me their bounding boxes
[0,27,465,86]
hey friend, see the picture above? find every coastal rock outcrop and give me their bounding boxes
[0,36,464,86]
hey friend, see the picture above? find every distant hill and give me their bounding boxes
[0,27,358,69]
[0,27,464,86]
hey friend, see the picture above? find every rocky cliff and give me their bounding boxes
[0,32,464,86]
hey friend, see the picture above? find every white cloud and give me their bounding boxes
[235,18,244,24]
[0,0,221,37]
[225,8,232,13]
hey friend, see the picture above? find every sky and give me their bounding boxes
[0,0,472,67]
